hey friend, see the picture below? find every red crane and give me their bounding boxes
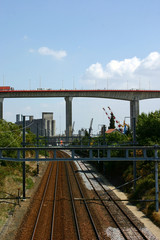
[102,106,122,128]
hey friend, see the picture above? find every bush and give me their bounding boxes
[129,177,155,200]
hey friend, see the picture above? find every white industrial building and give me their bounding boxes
[15,112,56,137]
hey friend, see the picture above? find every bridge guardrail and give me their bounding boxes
[0,145,160,162]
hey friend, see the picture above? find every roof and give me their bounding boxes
[105,128,121,134]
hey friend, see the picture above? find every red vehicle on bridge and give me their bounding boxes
[0,86,14,91]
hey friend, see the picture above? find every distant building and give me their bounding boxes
[15,112,56,137]
[78,128,86,137]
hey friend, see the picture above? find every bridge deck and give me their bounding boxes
[1,89,160,100]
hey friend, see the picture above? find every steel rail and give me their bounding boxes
[31,162,55,240]
[62,160,81,239]
[58,150,81,240]
[81,162,150,240]
[76,161,129,239]
[50,161,59,239]
[70,162,100,240]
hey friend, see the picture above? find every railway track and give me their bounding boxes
[60,151,101,239]
[77,161,152,240]
[30,162,58,239]
[16,151,105,239]
[29,151,104,239]
[15,151,157,240]
[29,151,81,240]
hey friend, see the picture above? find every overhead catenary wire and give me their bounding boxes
[0,122,34,148]
[0,120,34,134]
[3,133,22,148]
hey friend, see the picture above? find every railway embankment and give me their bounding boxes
[0,160,48,240]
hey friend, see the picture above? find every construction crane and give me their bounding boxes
[106,106,123,128]
[103,106,129,133]
[89,118,93,136]
[102,107,110,120]
[72,121,75,135]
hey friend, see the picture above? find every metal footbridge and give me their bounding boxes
[0,145,160,162]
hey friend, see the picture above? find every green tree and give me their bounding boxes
[0,120,37,165]
[0,120,22,166]
[0,120,22,148]
[136,110,160,145]
[26,128,36,145]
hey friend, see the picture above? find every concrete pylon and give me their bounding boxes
[0,98,3,119]
[130,99,139,131]
[65,97,72,141]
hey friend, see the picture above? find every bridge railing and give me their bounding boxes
[0,145,159,162]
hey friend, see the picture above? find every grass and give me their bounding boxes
[26,178,34,189]
[0,161,37,233]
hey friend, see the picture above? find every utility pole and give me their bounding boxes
[37,122,39,175]
[133,117,137,191]
[155,146,159,212]
[125,116,137,191]
[22,116,26,199]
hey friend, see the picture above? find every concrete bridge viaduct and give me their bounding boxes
[0,89,160,137]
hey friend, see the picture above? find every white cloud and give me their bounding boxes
[29,46,67,60]
[107,57,141,75]
[86,63,106,79]
[142,52,160,70]
[38,47,67,60]
[81,52,160,90]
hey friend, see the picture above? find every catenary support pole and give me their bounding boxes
[133,117,137,191]
[22,116,26,199]
[155,147,159,212]
[130,98,139,191]
[0,98,4,119]
[37,122,39,175]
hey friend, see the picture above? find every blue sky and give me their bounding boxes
[1,0,160,134]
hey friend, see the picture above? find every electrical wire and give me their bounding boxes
[0,122,35,148]
[0,121,34,134]
[108,169,155,192]
[3,134,22,148]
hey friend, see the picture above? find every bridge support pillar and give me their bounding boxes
[65,97,72,141]
[0,98,4,119]
[130,99,139,131]
[155,148,159,212]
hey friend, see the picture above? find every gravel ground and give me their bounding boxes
[80,162,160,240]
